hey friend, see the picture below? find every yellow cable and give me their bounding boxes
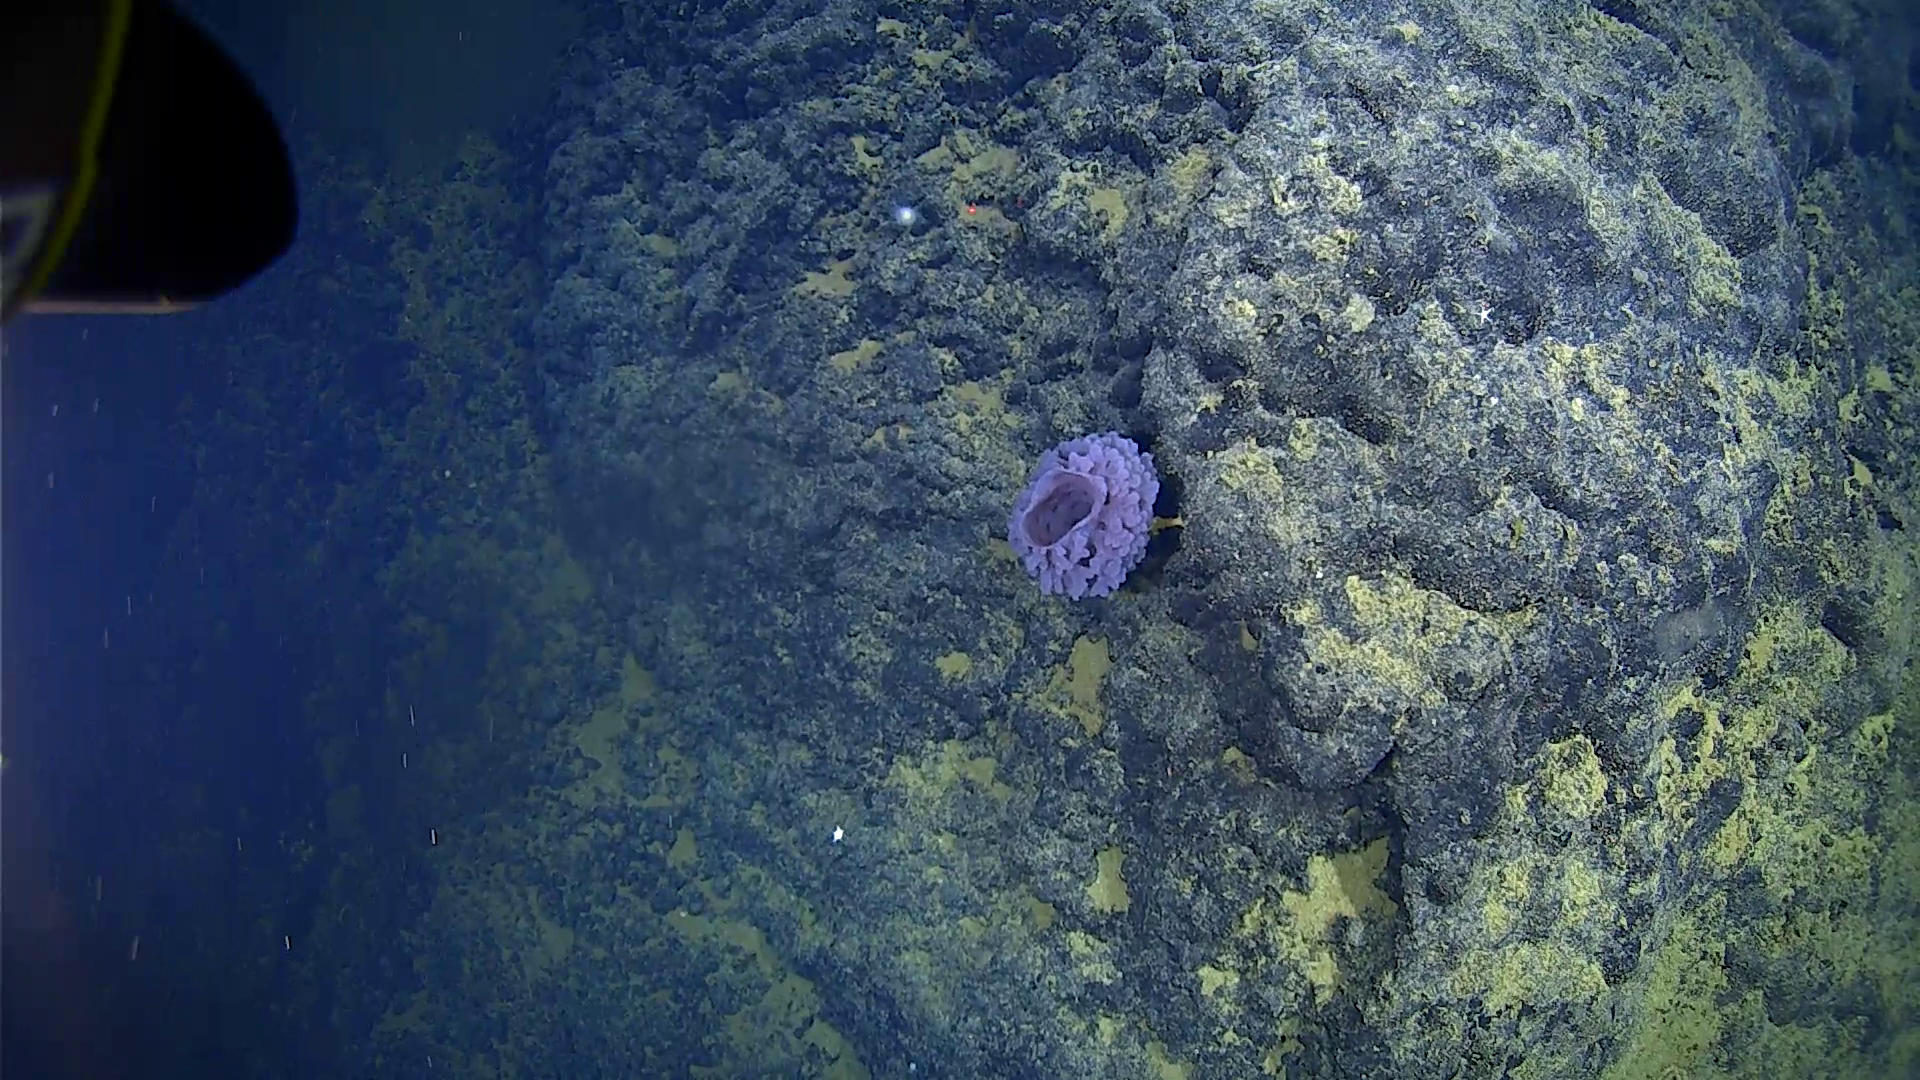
[17,0,135,305]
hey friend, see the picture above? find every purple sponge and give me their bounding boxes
[1008,432,1160,599]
